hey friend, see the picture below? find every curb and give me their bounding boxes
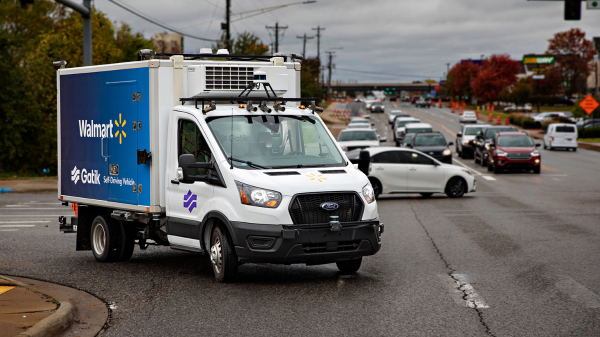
[0,276,78,337]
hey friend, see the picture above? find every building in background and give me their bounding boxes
[152,33,184,53]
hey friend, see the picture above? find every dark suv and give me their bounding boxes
[487,132,541,174]
[473,126,518,167]
[406,132,453,164]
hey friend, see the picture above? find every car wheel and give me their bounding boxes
[533,166,541,174]
[487,162,493,172]
[474,152,480,164]
[420,193,433,198]
[445,177,466,198]
[210,224,238,283]
[494,164,503,174]
[336,257,362,274]
[481,156,487,167]
[543,142,547,150]
[548,143,553,151]
[370,179,382,199]
[571,147,577,152]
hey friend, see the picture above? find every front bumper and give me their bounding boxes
[495,157,540,170]
[230,220,383,265]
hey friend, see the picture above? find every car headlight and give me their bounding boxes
[443,149,451,156]
[485,143,490,150]
[362,183,375,204]
[496,150,507,156]
[462,169,474,176]
[236,181,282,208]
[531,150,540,156]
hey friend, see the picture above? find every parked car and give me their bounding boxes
[370,101,385,113]
[393,118,422,145]
[472,126,518,166]
[544,124,578,151]
[345,147,476,199]
[459,110,478,123]
[406,132,454,164]
[415,98,431,108]
[533,112,567,128]
[576,118,600,129]
[504,104,532,113]
[337,129,385,152]
[388,110,410,124]
[456,124,489,159]
[487,132,541,174]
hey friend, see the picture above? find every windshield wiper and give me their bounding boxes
[229,157,267,169]
[272,164,327,169]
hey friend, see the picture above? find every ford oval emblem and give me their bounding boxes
[320,202,339,211]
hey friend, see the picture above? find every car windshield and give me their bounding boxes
[464,127,484,135]
[497,135,534,147]
[396,120,419,128]
[406,128,432,134]
[350,119,370,124]
[206,115,344,169]
[485,128,516,139]
[391,111,403,115]
[338,130,378,141]
[414,135,447,146]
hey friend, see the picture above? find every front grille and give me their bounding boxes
[289,193,363,225]
[205,66,254,90]
[264,171,300,176]
[504,163,534,170]
[507,152,531,160]
[302,241,361,253]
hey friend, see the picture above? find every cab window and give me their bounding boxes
[178,119,212,175]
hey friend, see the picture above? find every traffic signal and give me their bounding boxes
[565,0,581,20]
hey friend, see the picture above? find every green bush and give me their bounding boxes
[508,113,536,129]
[579,127,600,139]
[522,120,537,129]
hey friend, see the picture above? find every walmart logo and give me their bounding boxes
[71,166,80,185]
[183,190,197,213]
[114,114,127,144]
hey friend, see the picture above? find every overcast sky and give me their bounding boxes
[93,0,600,83]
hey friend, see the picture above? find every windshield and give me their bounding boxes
[391,111,403,115]
[396,120,419,128]
[464,127,484,136]
[485,128,516,139]
[338,130,378,141]
[406,127,432,134]
[414,135,447,146]
[206,115,344,169]
[497,135,534,147]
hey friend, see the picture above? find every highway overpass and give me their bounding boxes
[327,82,439,92]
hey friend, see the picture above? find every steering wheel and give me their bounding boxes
[286,151,304,155]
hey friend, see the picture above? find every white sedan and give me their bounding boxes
[459,111,478,123]
[347,147,476,199]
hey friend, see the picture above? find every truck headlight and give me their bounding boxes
[236,181,282,208]
[443,149,451,156]
[362,183,375,204]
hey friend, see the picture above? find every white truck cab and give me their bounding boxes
[56,50,383,282]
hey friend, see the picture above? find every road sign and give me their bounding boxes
[588,1,600,9]
[580,95,599,115]
[523,56,555,65]
[532,75,545,80]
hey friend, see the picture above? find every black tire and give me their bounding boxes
[210,224,238,283]
[572,148,577,152]
[370,179,382,199]
[474,152,480,164]
[494,164,503,174]
[481,155,487,167]
[445,177,466,198]
[420,193,433,198]
[487,162,493,172]
[91,215,121,262]
[116,220,136,262]
[533,166,541,174]
[543,142,547,150]
[336,257,362,274]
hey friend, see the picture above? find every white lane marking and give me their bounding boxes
[482,176,496,181]
[555,276,600,308]
[0,229,19,232]
[6,203,62,206]
[0,225,35,227]
[2,208,67,210]
[0,221,50,224]
[453,158,484,175]
[0,214,74,218]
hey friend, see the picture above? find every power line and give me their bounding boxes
[336,67,436,79]
[108,0,217,42]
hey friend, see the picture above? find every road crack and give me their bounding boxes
[410,205,496,337]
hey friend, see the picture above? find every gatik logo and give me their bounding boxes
[184,190,197,213]
[71,166,100,185]
[71,166,80,184]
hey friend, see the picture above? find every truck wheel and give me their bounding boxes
[116,220,136,262]
[91,215,119,262]
[336,257,362,274]
[445,177,466,198]
[210,225,238,283]
[370,179,382,199]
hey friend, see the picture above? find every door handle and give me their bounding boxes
[376,167,384,170]
[410,168,416,171]
[171,178,180,185]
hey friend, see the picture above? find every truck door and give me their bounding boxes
[107,81,139,204]
[166,113,215,249]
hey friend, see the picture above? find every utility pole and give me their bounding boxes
[312,26,325,62]
[266,22,288,53]
[326,51,335,99]
[446,63,450,75]
[56,0,92,66]
[296,34,314,58]
[222,0,231,51]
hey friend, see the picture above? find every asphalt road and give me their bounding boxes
[1,104,600,336]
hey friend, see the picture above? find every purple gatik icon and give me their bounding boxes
[183,190,197,213]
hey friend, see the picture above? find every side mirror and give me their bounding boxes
[535,143,541,147]
[371,123,375,126]
[358,150,370,176]
[456,132,462,137]
[178,154,213,183]
[448,142,454,146]
[379,137,387,143]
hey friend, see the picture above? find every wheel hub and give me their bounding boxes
[210,239,222,274]
[92,223,106,255]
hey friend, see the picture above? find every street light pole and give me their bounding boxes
[56,0,92,66]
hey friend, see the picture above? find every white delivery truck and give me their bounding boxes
[56,50,384,282]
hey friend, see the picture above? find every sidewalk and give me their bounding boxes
[0,275,107,337]
[0,179,57,193]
